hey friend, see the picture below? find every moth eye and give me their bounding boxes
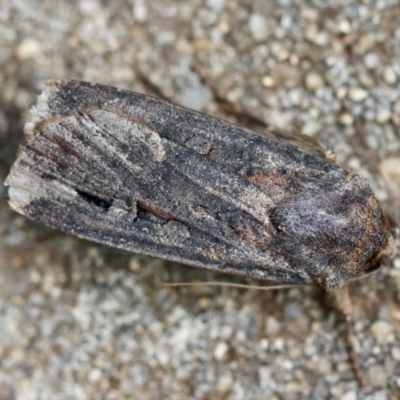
[77,190,113,212]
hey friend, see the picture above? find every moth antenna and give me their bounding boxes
[161,281,304,291]
[347,266,381,282]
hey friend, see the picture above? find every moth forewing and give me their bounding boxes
[5,80,391,291]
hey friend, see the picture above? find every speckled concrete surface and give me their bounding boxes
[0,1,400,399]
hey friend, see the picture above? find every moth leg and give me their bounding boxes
[332,287,368,389]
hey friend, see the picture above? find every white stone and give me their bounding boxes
[367,364,387,387]
[302,120,321,136]
[305,71,324,90]
[342,390,357,400]
[394,100,400,115]
[392,347,400,361]
[383,66,397,85]
[272,337,284,351]
[206,0,225,10]
[314,31,329,46]
[16,38,41,60]
[88,368,102,383]
[249,14,269,43]
[226,87,243,103]
[289,88,302,105]
[339,112,354,126]
[371,320,394,343]
[214,341,229,360]
[133,1,147,22]
[380,158,400,184]
[364,52,381,69]
[336,87,347,99]
[393,258,400,270]
[337,19,351,34]
[359,33,376,52]
[265,316,280,335]
[217,373,233,394]
[376,109,391,124]
[348,87,369,102]
[262,76,275,87]
[260,338,269,350]
[182,86,213,111]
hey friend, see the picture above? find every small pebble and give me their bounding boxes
[10,348,25,362]
[376,109,391,124]
[88,368,102,383]
[372,345,381,355]
[285,381,301,392]
[218,20,230,34]
[289,88,302,105]
[260,338,269,350]
[392,347,400,361]
[342,390,357,400]
[265,316,281,336]
[374,188,388,202]
[358,67,375,88]
[226,87,243,103]
[393,99,400,115]
[310,30,329,46]
[337,362,350,372]
[272,337,285,351]
[262,76,275,87]
[182,86,213,111]
[348,87,368,102]
[336,87,347,99]
[258,367,272,389]
[359,33,375,52]
[217,373,233,394]
[305,71,324,90]
[214,342,229,360]
[15,38,41,60]
[373,391,388,400]
[367,364,387,387]
[198,297,212,310]
[339,112,354,126]
[270,42,289,61]
[133,1,147,22]
[206,0,225,11]
[302,120,321,136]
[128,258,141,272]
[248,14,268,43]
[380,158,400,184]
[394,258,400,270]
[383,66,397,85]
[337,19,351,34]
[284,302,303,319]
[371,320,394,343]
[364,52,381,69]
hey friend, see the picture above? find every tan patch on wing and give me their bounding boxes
[247,173,288,202]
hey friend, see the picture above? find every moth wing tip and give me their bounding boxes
[24,83,56,137]
[4,176,32,216]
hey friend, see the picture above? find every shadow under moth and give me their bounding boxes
[4,80,394,386]
[5,80,391,290]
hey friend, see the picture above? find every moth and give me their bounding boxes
[5,80,391,291]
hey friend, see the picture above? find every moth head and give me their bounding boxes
[270,173,392,291]
[350,219,396,283]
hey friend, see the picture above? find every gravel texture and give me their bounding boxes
[1,1,400,399]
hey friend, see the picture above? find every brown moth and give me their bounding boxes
[5,80,391,291]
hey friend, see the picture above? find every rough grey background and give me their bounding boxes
[1,1,400,399]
